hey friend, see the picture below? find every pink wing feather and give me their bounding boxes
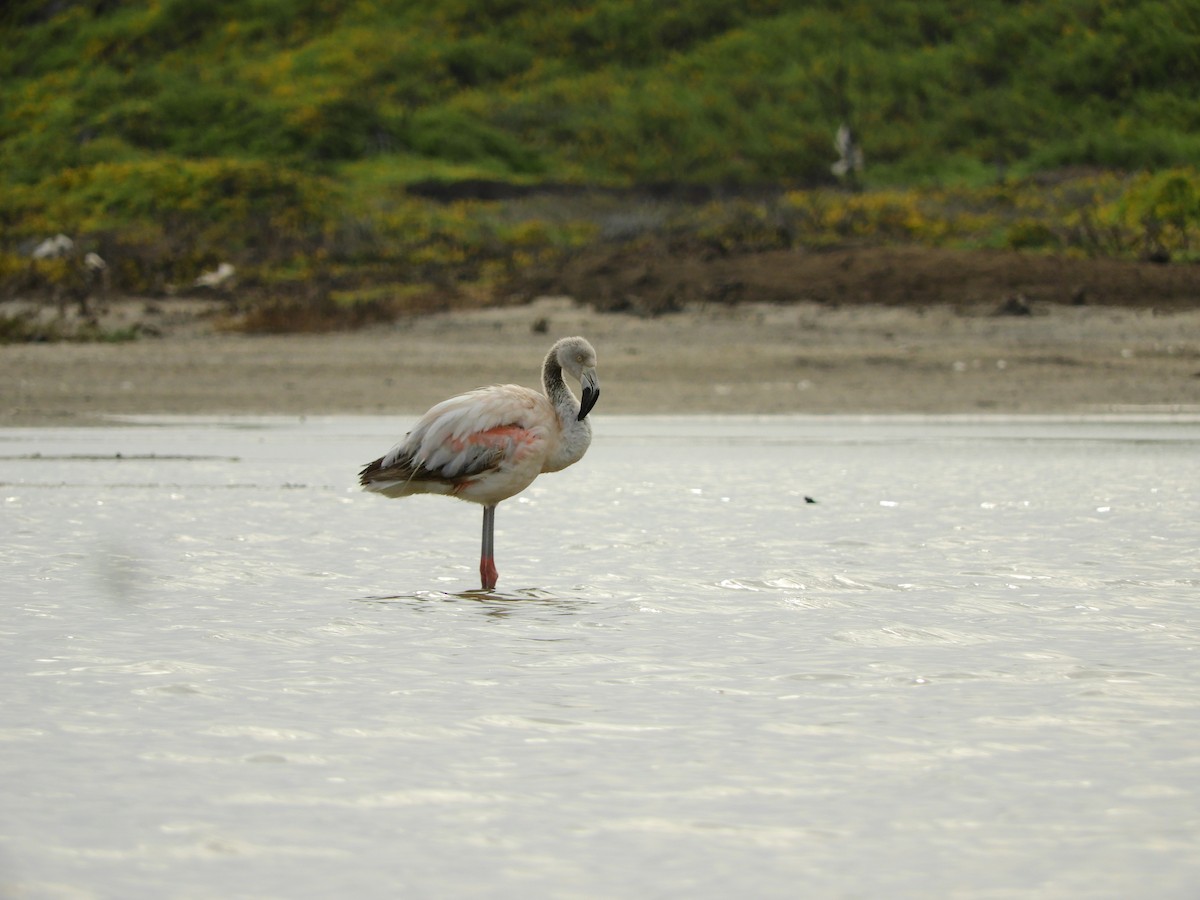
[360,385,554,498]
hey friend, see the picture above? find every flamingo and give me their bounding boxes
[359,336,600,591]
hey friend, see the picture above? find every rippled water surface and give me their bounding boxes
[3,414,1199,899]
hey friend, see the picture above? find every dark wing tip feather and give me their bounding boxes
[358,456,385,486]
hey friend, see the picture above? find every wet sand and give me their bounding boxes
[3,296,1200,425]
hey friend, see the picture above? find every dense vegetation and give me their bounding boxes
[2,0,1198,331]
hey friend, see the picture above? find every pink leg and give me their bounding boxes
[480,504,498,590]
[480,556,498,591]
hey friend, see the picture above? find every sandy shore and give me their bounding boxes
[3,296,1200,425]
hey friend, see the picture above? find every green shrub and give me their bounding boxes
[408,108,545,174]
[1115,167,1200,255]
[1006,219,1062,251]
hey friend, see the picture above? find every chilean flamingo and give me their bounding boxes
[359,336,600,590]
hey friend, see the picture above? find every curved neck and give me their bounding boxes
[541,347,592,473]
[542,351,578,421]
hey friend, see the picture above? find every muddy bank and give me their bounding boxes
[4,288,1199,425]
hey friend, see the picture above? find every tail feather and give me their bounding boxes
[358,457,382,486]
[359,452,452,498]
[359,454,413,487]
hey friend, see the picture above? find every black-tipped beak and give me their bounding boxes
[577,371,600,420]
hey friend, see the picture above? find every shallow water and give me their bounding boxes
[3,414,1199,899]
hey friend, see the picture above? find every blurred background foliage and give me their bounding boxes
[1,0,1198,328]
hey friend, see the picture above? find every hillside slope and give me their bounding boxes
[2,0,1198,327]
[5,0,1199,186]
